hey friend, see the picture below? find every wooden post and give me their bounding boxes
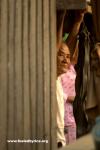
[0,0,57,150]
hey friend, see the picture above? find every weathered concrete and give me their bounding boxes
[62,134,95,150]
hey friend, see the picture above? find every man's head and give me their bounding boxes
[57,43,71,76]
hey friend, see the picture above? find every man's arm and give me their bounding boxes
[57,10,66,50]
[71,38,79,65]
[66,9,86,46]
[66,9,86,58]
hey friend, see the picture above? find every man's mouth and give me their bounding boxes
[62,63,69,67]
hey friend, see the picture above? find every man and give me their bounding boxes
[56,9,86,147]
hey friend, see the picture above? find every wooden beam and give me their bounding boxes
[56,0,87,10]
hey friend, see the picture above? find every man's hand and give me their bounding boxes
[74,9,87,23]
[67,96,75,102]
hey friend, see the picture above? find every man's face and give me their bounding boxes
[57,43,71,75]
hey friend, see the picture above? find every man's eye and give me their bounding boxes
[67,56,70,59]
[59,53,62,56]
[58,52,63,57]
[66,55,70,59]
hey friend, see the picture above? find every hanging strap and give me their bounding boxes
[80,24,90,101]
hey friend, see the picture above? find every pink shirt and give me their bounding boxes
[61,65,76,126]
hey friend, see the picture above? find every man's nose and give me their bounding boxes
[67,58,70,64]
[63,57,67,63]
